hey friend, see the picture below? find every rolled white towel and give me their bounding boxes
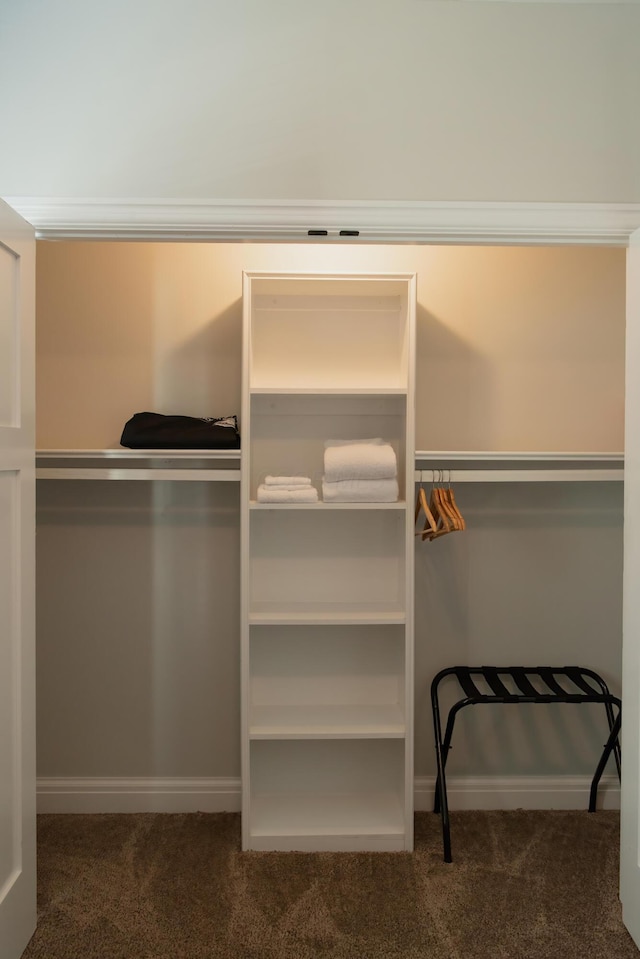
[324,439,397,483]
[322,478,399,503]
[257,484,319,503]
[265,475,312,487]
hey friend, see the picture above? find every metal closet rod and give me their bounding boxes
[414,469,622,483]
[35,468,241,482]
[35,448,241,481]
[415,451,624,484]
[35,450,624,483]
[414,450,624,462]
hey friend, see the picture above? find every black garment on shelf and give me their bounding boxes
[120,412,240,449]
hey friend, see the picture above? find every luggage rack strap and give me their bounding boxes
[482,667,513,699]
[446,666,620,705]
[453,667,484,700]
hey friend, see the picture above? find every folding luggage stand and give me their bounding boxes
[430,666,622,862]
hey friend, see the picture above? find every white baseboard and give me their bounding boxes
[415,774,620,811]
[37,774,620,814]
[36,777,242,814]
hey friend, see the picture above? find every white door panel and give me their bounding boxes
[0,200,36,959]
[0,242,19,427]
[621,226,640,948]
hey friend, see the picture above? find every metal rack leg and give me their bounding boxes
[431,689,452,862]
[433,702,467,814]
[602,700,622,781]
[588,709,622,812]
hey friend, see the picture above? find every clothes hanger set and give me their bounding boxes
[415,470,466,540]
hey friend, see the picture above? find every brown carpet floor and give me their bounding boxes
[22,810,639,959]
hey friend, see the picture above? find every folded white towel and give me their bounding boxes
[265,475,312,487]
[261,483,313,492]
[324,438,386,447]
[324,440,397,483]
[322,478,399,503]
[257,484,319,503]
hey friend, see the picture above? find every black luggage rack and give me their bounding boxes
[431,666,622,862]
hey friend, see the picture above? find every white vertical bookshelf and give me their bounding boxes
[241,272,416,851]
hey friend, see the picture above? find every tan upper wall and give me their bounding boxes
[1,1,638,203]
[36,241,625,452]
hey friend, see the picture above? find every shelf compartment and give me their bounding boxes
[248,393,407,499]
[249,625,406,739]
[247,279,411,392]
[249,795,406,852]
[249,510,406,613]
[248,739,406,851]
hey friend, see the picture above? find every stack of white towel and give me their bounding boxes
[322,439,399,502]
[257,475,319,503]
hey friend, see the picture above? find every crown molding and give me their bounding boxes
[417,0,638,4]
[4,197,640,245]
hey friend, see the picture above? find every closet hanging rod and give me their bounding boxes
[414,469,623,484]
[37,468,621,484]
[35,452,624,483]
[415,451,624,464]
[36,448,241,460]
[37,450,623,465]
[36,468,241,482]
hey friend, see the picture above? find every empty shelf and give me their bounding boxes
[249,703,405,739]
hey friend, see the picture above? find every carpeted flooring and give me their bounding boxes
[21,810,640,959]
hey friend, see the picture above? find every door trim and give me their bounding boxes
[4,197,640,245]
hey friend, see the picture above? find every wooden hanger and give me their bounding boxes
[439,488,460,531]
[437,484,458,530]
[415,481,439,540]
[415,470,466,541]
[428,472,455,538]
[443,470,466,530]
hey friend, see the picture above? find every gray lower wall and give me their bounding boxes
[36,478,623,781]
[414,481,623,778]
[36,481,241,778]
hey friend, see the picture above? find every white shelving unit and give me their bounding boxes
[240,271,416,851]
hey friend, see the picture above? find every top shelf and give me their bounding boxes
[36,449,241,460]
[246,278,413,393]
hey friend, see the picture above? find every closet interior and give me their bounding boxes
[34,242,625,828]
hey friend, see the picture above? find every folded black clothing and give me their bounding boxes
[120,412,240,449]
